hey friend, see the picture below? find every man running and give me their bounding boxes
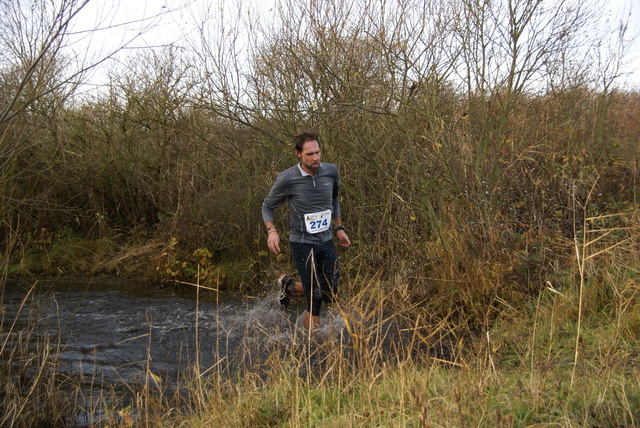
[262,132,351,331]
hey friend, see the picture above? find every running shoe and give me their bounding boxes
[277,273,295,308]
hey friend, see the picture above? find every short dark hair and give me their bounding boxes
[293,131,320,152]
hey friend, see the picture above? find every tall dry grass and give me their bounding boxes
[155,205,636,427]
[0,282,82,427]
[0,202,637,426]
[34,199,630,426]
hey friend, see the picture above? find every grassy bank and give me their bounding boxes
[129,276,639,427]
[165,225,639,427]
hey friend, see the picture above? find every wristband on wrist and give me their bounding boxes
[267,225,277,233]
[333,225,345,231]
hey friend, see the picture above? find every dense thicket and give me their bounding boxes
[1,0,638,310]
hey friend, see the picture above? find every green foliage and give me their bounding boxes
[153,238,219,286]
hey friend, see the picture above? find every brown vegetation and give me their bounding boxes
[1,0,638,425]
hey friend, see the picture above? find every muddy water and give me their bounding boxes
[2,277,345,424]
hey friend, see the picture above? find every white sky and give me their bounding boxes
[72,0,640,89]
[608,0,640,87]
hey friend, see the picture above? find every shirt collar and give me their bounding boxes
[297,163,321,177]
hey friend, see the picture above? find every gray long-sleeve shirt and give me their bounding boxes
[262,162,341,244]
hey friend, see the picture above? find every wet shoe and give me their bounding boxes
[277,274,295,308]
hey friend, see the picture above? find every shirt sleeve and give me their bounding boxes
[261,171,289,223]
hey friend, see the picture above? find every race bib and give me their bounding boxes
[304,209,331,234]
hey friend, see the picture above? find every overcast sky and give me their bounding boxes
[73,0,640,89]
[609,0,640,86]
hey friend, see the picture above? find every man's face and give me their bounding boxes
[296,140,321,174]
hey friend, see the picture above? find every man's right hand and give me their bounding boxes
[267,231,280,254]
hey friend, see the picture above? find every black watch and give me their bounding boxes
[333,225,345,231]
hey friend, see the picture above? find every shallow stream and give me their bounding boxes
[2,277,344,425]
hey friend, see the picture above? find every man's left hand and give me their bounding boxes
[337,229,351,247]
